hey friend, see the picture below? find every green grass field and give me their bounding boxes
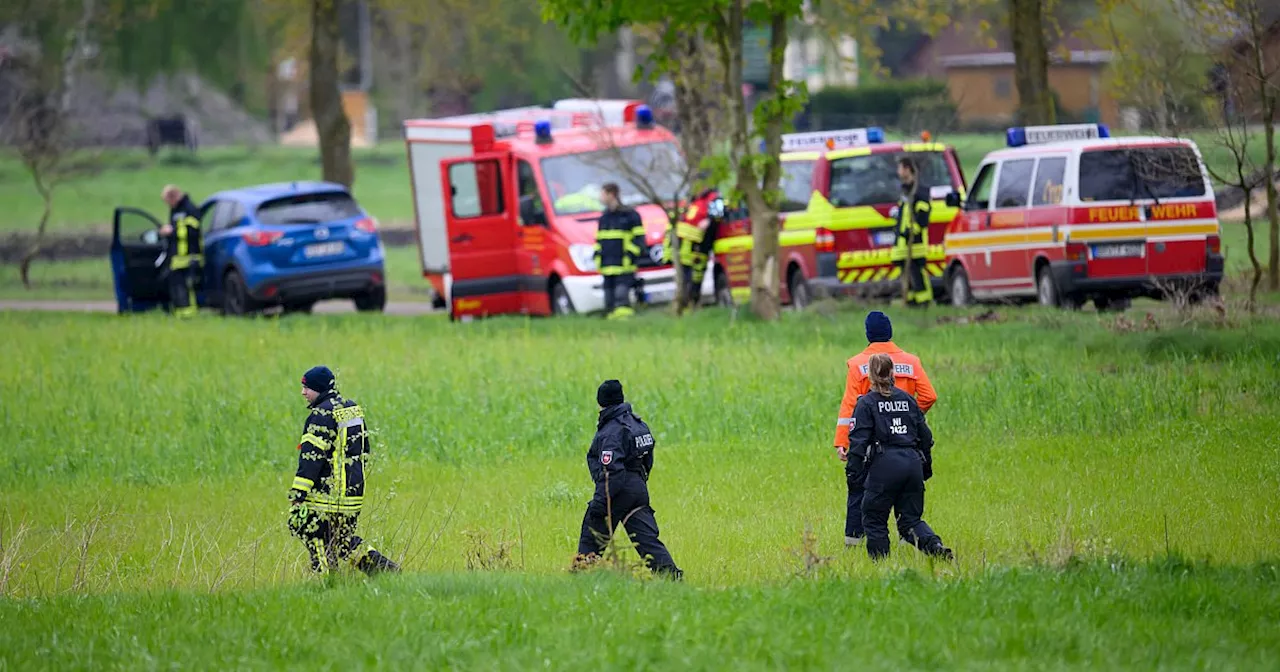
[3,304,1279,668]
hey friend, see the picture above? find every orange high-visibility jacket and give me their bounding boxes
[833,341,936,448]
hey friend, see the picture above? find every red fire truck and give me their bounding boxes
[941,123,1224,310]
[403,99,710,319]
[712,127,967,307]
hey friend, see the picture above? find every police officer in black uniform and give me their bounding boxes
[160,185,203,318]
[594,183,646,319]
[289,366,400,575]
[847,354,953,560]
[574,379,682,578]
[893,158,934,307]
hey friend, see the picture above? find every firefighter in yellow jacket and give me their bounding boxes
[159,185,203,318]
[892,158,934,307]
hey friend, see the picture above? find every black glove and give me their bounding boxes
[846,462,868,488]
[917,450,933,481]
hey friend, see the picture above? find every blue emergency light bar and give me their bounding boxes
[770,126,884,153]
[1006,123,1110,147]
[534,120,553,144]
[635,104,654,129]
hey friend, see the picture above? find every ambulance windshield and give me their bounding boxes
[541,141,686,215]
[1078,147,1205,202]
[828,152,951,208]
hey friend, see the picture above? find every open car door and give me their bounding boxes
[110,207,167,313]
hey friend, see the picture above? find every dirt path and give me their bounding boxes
[0,300,438,316]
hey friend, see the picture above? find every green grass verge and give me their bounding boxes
[0,129,1274,234]
[2,563,1278,670]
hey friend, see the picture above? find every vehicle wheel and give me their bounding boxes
[948,267,972,307]
[431,293,447,310]
[1036,265,1062,308]
[354,287,386,313]
[788,268,812,310]
[550,281,575,315]
[221,270,255,316]
[714,270,733,307]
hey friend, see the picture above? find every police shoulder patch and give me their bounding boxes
[600,450,613,466]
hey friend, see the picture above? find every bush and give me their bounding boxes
[807,80,949,129]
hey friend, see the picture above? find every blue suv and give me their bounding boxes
[111,182,386,315]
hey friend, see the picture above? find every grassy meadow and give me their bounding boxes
[3,303,1280,668]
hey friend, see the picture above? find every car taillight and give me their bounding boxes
[243,231,283,246]
[355,217,377,233]
[371,272,384,285]
[1206,234,1221,255]
[1066,242,1088,262]
[816,227,835,253]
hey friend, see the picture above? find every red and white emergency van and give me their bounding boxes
[403,99,712,319]
[712,127,967,307]
[941,123,1224,310]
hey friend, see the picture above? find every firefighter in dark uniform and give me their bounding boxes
[289,366,400,575]
[665,187,722,310]
[574,380,682,579]
[846,354,953,560]
[159,185,203,318]
[892,158,934,307]
[594,183,646,319]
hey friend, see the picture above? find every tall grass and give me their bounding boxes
[3,306,1278,597]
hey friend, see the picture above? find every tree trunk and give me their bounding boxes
[1008,0,1055,125]
[745,9,789,322]
[1243,193,1262,311]
[19,181,53,289]
[1249,0,1280,290]
[311,0,354,189]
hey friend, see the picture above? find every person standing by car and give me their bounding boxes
[593,183,645,319]
[893,158,934,307]
[159,185,203,318]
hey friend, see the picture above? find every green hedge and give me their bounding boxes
[808,80,950,118]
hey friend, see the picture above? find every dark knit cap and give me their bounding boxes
[302,366,336,394]
[865,311,893,343]
[597,379,625,407]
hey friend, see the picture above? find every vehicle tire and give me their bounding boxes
[1036,265,1062,308]
[354,287,387,313]
[221,270,255,316]
[714,270,733,307]
[788,267,812,310]
[550,281,575,315]
[948,267,972,307]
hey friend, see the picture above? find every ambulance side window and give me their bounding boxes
[994,158,1035,209]
[449,160,506,218]
[966,163,995,210]
[1032,157,1067,206]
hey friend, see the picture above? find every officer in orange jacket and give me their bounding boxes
[833,311,937,547]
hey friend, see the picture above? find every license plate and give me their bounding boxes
[304,242,345,258]
[873,231,897,246]
[1092,243,1143,259]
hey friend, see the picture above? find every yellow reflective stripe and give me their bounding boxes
[914,201,930,213]
[596,231,629,240]
[927,263,944,277]
[300,433,329,450]
[730,287,752,301]
[714,235,753,254]
[827,147,873,159]
[624,242,641,256]
[779,229,816,247]
[782,151,822,161]
[676,222,705,242]
[293,476,314,493]
[599,265,636,276]
[332,405,363,426]
[902,143,946,152]
[311,539,329,572]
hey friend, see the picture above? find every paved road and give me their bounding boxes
[0,300,438,316]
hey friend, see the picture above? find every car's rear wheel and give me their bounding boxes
[222,270,255,316]
[1036,265,1061,308]
[354,287,386,313]
[788,267,811,310]
[949,267,972,307]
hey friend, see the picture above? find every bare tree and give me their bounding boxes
[0,0,97,289]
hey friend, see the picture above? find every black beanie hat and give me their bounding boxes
[597,379,624,407]
[302,366,336,394]
[865,311,893,343]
